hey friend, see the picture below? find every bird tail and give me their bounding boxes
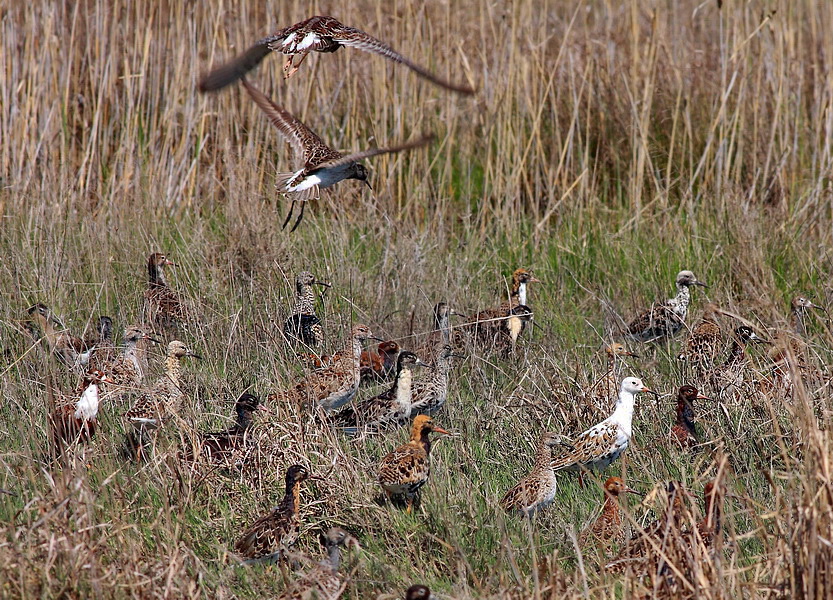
[198,43,273,92]
[275,173,319,203]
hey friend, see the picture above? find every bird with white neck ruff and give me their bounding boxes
[626,270,707,343]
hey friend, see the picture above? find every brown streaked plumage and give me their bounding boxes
[85,316,116,372]
[360,340,401,383]
[183,393,264,463]
[284,271,329,347]
[241,78,434,231]
[143,252,187,331]
[27,303,91,369]
[50,369,114,457]
[579,477,640,554]
[710,326,768,395]
[626,270,707,343]
[378,415,451,513]
[198,15,474,94]
[277,527,360,600]
[681,303,723,376]
[99,325,160,392]
[670,385,708,449]
[235,465,315,564]
[272,324,374,412]
[410,343,460,416]
[472,268,541,323]
[499,432,570,517]
[767,296,826,395]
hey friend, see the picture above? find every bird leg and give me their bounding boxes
[290,202,306,233]
[283,52,310,79]
[281,200,298,230]
[406,497,413,514]
[578,471,585,489]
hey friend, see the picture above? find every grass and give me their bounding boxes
[2,0,833,598]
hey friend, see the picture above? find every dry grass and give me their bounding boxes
[2,0,833,598]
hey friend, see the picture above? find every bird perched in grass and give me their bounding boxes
[626,270,707,343]
[670,385,708,449]
[143,252,188,332]
[49,369,114,458]
[500,432,572,517]
[276,527,359,600]
[579,477,640,555]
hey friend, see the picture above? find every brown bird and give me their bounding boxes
[235,464,318,564]
[694,480,724,548]
[414,302,465,362]
[626,270,707,343]
[197,15,474,93]
[183,393,265,463]
[27,303,92,369]
[499,432,570,517]
[710,326,768,396]
[767,296,826,396]
[85,316,116,372]
[360,340,401,383]
[99,325,160,392]
[49,369,114,457]
[378,415,451,513]
[273,324,374,412]
[405,585,438,600]
[143,252,188,332]
[277,527,360,600]
[471,268,541,324]
[410,343,461,416]
[284,271,330,348]
[681,303,723,378]
[579,477,640,554]
[241,77,434,231]
[670,385,708,449]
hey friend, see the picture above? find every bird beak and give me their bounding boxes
[641,386,654,394]
[313,280,332,288]
[103,376,117,385]
[449,309,467,318]
[626,351,640,358]
[308,474,326,481]
[257,404,270,414]
[143,334,163,344]
[363,180,372,190]
[696,393,711,401]
[748,332,770,344]
[625,486,641,496]
[432,426,452,436]
[450,353,467,360]
[368,336,385,343]
[415,358,429,368]
[187,351,202,359]
[347,536,362,551]
[694,280,709,288]
[164,259,176,266]
[810,302,830,318]
[528,276,542,284]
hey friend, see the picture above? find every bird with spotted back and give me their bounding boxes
[333,351,427,433]
[410,343,462,416]
[360,339,401,383]
[671,385,708,449]
[197,15,474,94]
[766,296,827,396]
[183,393,266,463]
[470,268,541,325]
[551,377,654,485]
[241,78,434,231]
[143,252,188,332]
[49,369,115,458]
[680,303,723,378]
[98,325,161,394]
[626,270,707,343]
[276,527,360,600]
[500,432,572,517]
[378,415,451,513]
[284,271,329,347]
[235,464,320,565]
[85,316,116,372]
[711,325,768,395]
[579,477,640,555]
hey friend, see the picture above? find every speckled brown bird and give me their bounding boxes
[277,527,360,600]
[143,252,188,332]
[767,296,826,395]
[50,369,114,457]
[273,324,374,412]
[284,271,329,347]
[500,432,571,517]
[410,343,461,416]
[626,270,707,343]
[99,325,160,392]
[670,385,708,449]
[197,15,474,93]
[27,303,92,369]
[235,464,317,564]
[579,477,639,554]
[710,326,768,395]
[378,415,451,513]
[183,393,265,463]
[694,480,724,548]
[85,316,116,372]
[681,303,723,377]
[360,340,401,383]
[471,268,541,329]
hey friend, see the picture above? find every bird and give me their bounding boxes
[471,304,534,354]
[332,351,426,433]
[471,268,541,325]
[378,415,451,513]
[143,252,187,332]
[551,378,653,483]
[123,340,201,460]
[626,270,707,343]
[680,303,723,377]
[360,340,401,383]
[579,477,640,555]
[410,343,460,416]
[99,325,160,392]
[499,432,571,517]
[197,15,474,94]
[272,324,374,412]
[276,527,360,600]
[711,326,768,395]
[241,77,435,231]
[85,316,116,371]
[414,302,465,362]
[49,369,114,457]
[27,303,92,369]
[234,464,317,564]
[670,385,708,449]
[587,343,639,412]
[767,296,826,395]
[183,393,265,463]
[284,271,329,347]
[405,585,438,600]
[694,480,724,548]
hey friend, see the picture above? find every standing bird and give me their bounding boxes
[711,326,768,395]
[50,369,114,457]
[197,15,474,93]
[681,303,723,378]
[587,343,639,412]
[410,343,460,416]
[499,432,571,517]
[143,252,187,332]
[378,415,451,513]
[471,268,541,324]
[670,386,708,449]
[579,477,640,555]
[626,270,707,343]
[99,325,160,392]
[241,78,434,231]
[284,271,329,347]
[184,393,265,463]
[333,351,426,433]
[414,303,465,362]
[235,465,317,564]
[276,527,360,600]
[27,303,92,369]
[694,480,724,548]
[85,316,116,371]
[123,340,201,460]
[767,296,826,395]
[273,325,374,411]
[360,340,401,383]
[551,378,653,483]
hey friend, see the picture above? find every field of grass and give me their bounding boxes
[2,0,833,598]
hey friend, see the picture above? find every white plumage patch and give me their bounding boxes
[74,384,100,421]
[288,173,322,192]
[297,32,319,51]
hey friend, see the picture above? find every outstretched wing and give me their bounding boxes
[329,24,475,95]
[241,78,338,167]
[313,134,435,171]
[197,42,274,92]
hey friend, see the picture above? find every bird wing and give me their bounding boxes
[241,78,339,167]
[197,42,274,92]
[312,135,435,172]
[329,23,475,94]
[378,443,427,485]
[551,422,619,471]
